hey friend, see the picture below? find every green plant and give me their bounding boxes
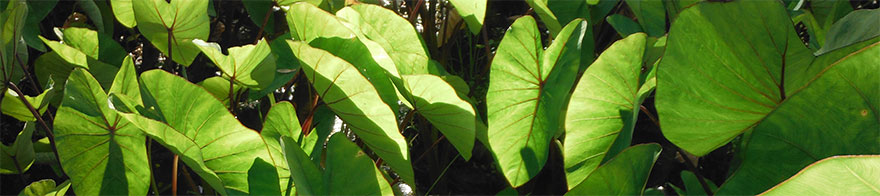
[1,0,877,195]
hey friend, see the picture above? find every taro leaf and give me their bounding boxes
[589,0,619,25]
[664,0,698,22]
[1,79,54,122]
[547,0,592,26]
[1,0,27,92]
[815,9,880,55]
[198,76,243,106]
[133,0,209,66]
[109,56,140,105]
[563,33,646,189]
[0,122,35,174]
[525,0,562,37]
[486,17,588,187]
[566,143,661,195]
[334,4,435,75]
[53,69,149,195]
[287,40,414,184]
[44,180,71,196]
[606,14,642,37]
[401,74,476,160]
[656,0,819,156]
[287,3,402,108]
[61,27,127,66]
[809,0,851,32]
[249,33,301,100]
[281,136,325,196]
[39,33,121,91]
[115,70,286,195]
[22,0,57,52]
[325,134,394,195]
[193,39,275,89]
[259,101,309,194]
[448,0,487,34]
[75,0,106,34]
[625,0,666,37]
[759,155,880,195]
[714,40,879,195]
[110,0,136,28]
[247,158,281,196]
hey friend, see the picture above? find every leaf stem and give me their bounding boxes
[179,163,201,195]
[414,135,446,164]
[399,109,417,134]
[172,154,179,196]
[639,105,660,127]
[254,3,275,44]
[147,138,160,196]
[426,154,459,194]
[7,82,63,177]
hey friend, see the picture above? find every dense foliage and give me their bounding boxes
[1,0,878,195]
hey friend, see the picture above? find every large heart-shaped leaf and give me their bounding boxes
[115,70,285,195]
[566,143,661,195]
[448,0,486,34]
[563,33,646,189]
[486,17,588,187]
[714,40,879,194]
[656,0,821,156]
[759,155,880,195]
[193,39,275,89]
[286,40,414,184]
[132,0,209,66]
[53,68,149,195]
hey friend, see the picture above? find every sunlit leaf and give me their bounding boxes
[132,0,209,66]
[759,155,880,195]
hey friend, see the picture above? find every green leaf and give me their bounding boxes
[61,27,127,66]
[487,17,588,187]
[655,0,817,156]
[563,33,646,189]
[286,3,402,108]
[18,179,55,196]
[247,158,282,196]
[715,40,879,195]
[808,0,851,32]
[606,14,642,37]
[53,68,149,195]
[1,122,35,174]
[670,171,717,195]
[448,0,487,34]
[116,70,286,195]
[1,0,27,92]
[401,74,476,160]
[1,79,54,122]
[75,0,106,34]
[39,33,121,91]
[547,0,592,25]
[242,0,275,35]
[566,143,662,195]
[287,40,415,185]
[625,0,666,37]
[525,0,563,37]
[259,102,306,194]
[22,0,57,52]
[815,9,880,55]
[110,0,136,28]
[281,136,325,196]
[133,0,209,66]
[197,76,243,106]
[248,33,301,100]
[759,155,880,195]
[109,56,140,104]
[324,134,394,195]
[193,39,275,88]
[334,4,434,75]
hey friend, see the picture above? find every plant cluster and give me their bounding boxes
[0,0,878,195]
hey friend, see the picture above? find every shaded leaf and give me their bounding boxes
[448,0,487,34]
[324,134,394,195]
[566,143,662,195]
[815,9,880,55]
[1,122,35,174]
[401,74,476,160]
